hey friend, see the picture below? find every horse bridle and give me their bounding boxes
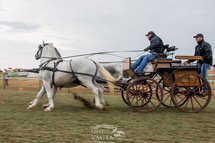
[35,43,62,60]
[35,43,48,60]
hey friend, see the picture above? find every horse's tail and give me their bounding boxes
[96,63,116,94]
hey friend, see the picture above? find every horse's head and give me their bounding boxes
[35,42,62,60]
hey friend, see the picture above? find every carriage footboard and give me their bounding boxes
[123,58,139,78]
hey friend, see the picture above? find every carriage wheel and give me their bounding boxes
[121,89,130,106]
[126,77,163,112]
[119,79,131,106]
[157,82,175,107]
[171,74,212,113]
[153,73,175,108]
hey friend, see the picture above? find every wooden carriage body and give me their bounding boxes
[123,55,203,87]
[121,55,211,113]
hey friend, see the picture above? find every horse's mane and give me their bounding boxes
[53,47,62,58]
[45,43,62,58]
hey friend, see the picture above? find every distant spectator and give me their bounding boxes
[3,69,9,86]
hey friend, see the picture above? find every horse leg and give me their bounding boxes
[42,81,56,111]
[84,82,104,109]
[42,87,57,108]
[94,83,107,106]
[27,85,46,109]
[42,103,50,109]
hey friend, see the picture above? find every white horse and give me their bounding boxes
[28,43,116,111]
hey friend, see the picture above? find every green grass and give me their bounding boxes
[0,89,215,143]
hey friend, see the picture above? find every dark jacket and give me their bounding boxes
[194,40,213,65]
[148,34,164,54]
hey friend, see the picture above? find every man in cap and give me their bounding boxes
[131,31,164,75]
[188,33,212,92]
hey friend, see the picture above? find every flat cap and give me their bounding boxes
[145,31,155,36]
[193,33,204,38]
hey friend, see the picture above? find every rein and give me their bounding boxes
[39,57,115,87]
[39,58,59,68]
[62,49,145,59]
[35,44,129,87]
[39,49,145,60]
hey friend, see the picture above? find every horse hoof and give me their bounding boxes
[96,104,104,109]
[42,104,50,109]
[27,105,33,110]
[100,107,107,110]
[44,107,53,112]
[102,101,109,106]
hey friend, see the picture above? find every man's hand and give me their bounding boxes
[144,47,149,51]
[184,60,191,65]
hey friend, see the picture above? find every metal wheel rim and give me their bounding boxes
[171,73,212,113]
[126,77,163,112]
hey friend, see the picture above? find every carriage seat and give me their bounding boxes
[158,45,178,59]
[151,45,178,60]
[151,59,181,69]
[157,53,167,59]
[156,44,169,59]
[150,44,180,68]
[163,44,178,53]
[166,46,178,52]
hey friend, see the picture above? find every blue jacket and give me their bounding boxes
[194,40,212,65]
[148,34,164,54]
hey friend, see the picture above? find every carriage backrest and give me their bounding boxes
[160,44,178,59]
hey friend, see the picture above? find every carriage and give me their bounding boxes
[118,45,212,113]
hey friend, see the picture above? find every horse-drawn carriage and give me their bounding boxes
[118,45,212,113]
[29,42,212,113]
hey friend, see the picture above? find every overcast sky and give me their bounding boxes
[0,0,214,69]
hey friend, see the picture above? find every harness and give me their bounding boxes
[39,58,98,88]
[36,43,114,88]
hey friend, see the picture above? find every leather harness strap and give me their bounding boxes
[51,59,63,87]
[40,59,99,88]
[90,59,98,83]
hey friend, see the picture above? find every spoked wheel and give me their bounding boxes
[118,79,131,106]
[126,77,163,112]
[158,83,175,107]
[153,73,175,108]
[121,89,130,106]
[171,74,212,113]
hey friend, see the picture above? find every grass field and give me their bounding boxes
[0,89,215,143]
